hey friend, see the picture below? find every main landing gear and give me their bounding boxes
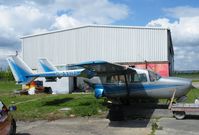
[108,104,124,121]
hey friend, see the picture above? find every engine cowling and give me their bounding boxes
[94,86,104,98]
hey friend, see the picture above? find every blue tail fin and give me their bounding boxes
[7,56,36,84]
[39,58,58,72]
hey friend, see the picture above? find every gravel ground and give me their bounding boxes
[16,118,152,135]
[156,117,199,135]
[16,116,199,135]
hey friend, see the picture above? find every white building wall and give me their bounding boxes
[22,25,169,69]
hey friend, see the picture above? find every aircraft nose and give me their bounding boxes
[187,79,193,89]
[167,77,192,89]
[165,77,192,97]
[180,78,192,89]
[189,80,193,88]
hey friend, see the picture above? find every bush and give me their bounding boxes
[0,68,14,81]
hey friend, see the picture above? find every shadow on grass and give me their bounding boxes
[43,98,73,106]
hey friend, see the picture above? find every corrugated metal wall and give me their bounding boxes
[22,25,170,69]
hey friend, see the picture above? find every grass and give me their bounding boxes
[149,118,163,135]
[172,73,199,79]
[0,81,21,95]
[150,122,158,135]
[7,94,107,121]
[0,81,107,121]
[186,88,199,103]
[1,94,107,121]
[14,94,106,120]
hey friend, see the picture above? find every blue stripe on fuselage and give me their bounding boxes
[128,84,181,91]
[95,83,182,93]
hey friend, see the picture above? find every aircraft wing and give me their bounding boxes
[39,58,128,76]
[72,60,127,76]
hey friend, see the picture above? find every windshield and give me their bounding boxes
[148,71,161,82]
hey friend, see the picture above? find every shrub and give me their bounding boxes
[0,68,14,81]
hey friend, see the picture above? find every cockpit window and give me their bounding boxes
[127,73,137,83]
[148,71,161,82]
[138,73,147,82]
[127,73,147,83]
[134,74,140,82]
[106,75,125,84]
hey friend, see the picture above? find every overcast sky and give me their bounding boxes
[0,0,199,70]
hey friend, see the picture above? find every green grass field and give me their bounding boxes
[0,81,107,121]
[0,81,21,95]
[173,72,199,78]
[4,94,106,121]
[172,73,199,81]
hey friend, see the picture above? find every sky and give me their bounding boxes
[0,0,199,70]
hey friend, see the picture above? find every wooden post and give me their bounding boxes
[168,89,176,110]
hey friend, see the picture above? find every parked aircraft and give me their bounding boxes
[7,55,192,103]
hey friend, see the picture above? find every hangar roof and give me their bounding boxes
[21,24,170,39]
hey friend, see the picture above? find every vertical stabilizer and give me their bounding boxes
[39,58,58,72]
[7,56,36,84]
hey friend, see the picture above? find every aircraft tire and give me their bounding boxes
[109,105,124,121]
[173,111,186,120]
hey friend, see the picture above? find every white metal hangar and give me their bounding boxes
[21,25,174,93]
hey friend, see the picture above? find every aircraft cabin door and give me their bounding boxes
[126,72,148,97]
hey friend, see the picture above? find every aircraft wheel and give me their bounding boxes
[173,111,186,120]
[109,105,124,121]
